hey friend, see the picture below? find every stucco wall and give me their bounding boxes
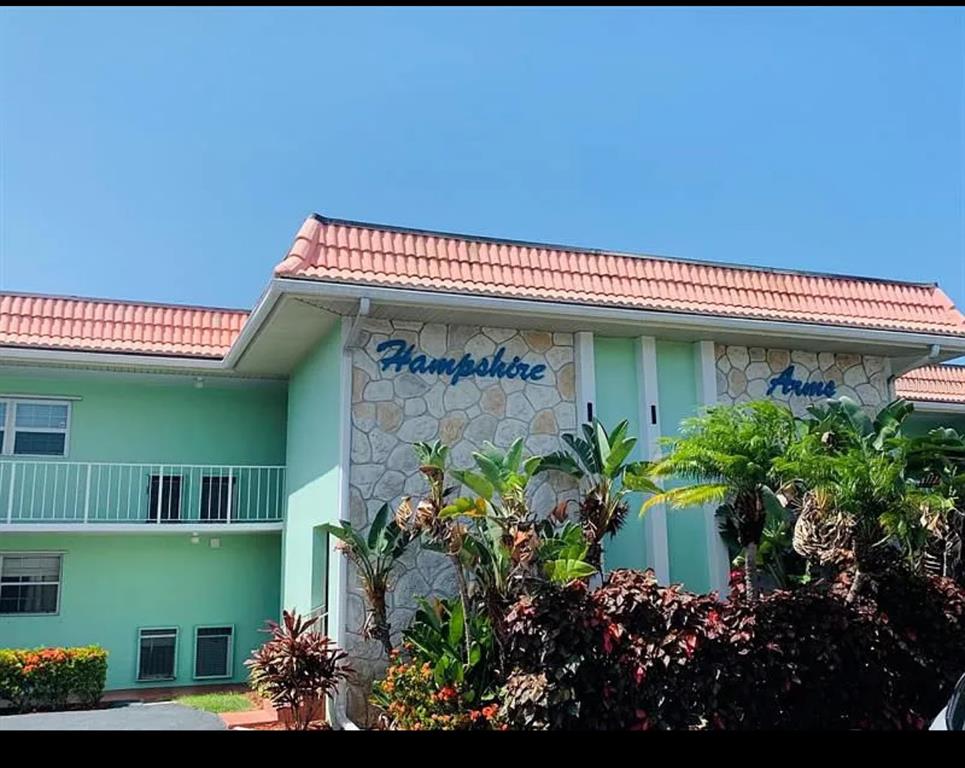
[715,344,892,415]
[346,319,578,721]
[283,323,342,615]
[1,532,281,691]
[0,372,287,465]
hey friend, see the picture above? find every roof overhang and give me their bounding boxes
[7,276,965,379]
[227,277,965,375]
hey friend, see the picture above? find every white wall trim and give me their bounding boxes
[574,332,595,425]
[694,340,731,596]
[329,316,354,728]
[637,336,669,584]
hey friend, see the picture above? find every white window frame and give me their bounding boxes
[192,624,235,680]
[0,397,73,458]
[136,626,179,682]
[0,551,63,616]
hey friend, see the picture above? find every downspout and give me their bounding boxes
[330,297,370,731]
[344,297,371,350]
[889,343,941,380]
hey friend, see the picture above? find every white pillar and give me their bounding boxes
[637,336,669,584]
[694,340,731,596]
[574,331,596,425]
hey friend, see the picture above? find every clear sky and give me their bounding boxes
[2,6,964,317]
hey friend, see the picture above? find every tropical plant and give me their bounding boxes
[322,504,415,654]
[371,649,503,731]
[537,419,659,570]
[397,438,597,664]
[401,596,497,705]
[906,427,965,581]
[778,397,945,601]
[642,401,798,600]
[716,498,809,589]
[502,566,965,730]
[245,610,352,730]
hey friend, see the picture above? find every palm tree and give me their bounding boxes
[904,427,965,581]
[779,397,945,602]
[642,401,797,601]
[536,419,659,571]
[321,504,414,654]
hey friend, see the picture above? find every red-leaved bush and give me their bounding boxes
[246,611,352,730]
[501,569,965,730]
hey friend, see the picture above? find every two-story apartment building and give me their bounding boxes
[2,213,965,722]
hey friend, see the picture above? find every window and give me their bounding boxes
[194,626,233,679]
[200,476,233,522]
[147,475,182,522]
[138,628,178,681]
[0,553,62,615]
[0,398,71,457]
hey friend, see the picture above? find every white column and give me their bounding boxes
[694,340,731,595]
[637,336,669,584]
[574,331,596,425]
[328,317,354,725]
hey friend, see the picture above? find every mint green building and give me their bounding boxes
[2,214,964,723]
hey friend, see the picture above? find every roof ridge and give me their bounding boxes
[311,212,943,290]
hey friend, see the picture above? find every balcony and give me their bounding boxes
[0,461,285,532]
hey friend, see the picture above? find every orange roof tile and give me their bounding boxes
[895,365,965,404]
[275,215,965,336]
[0,293,249,358]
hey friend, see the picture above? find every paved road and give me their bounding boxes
[0,702,226,730]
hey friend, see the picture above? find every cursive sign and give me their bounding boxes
[376,339,547,386]
[766,365,837,398]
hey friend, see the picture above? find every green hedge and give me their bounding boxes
[0,646,108,712]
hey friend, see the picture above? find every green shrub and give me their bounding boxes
[0,646,107,713]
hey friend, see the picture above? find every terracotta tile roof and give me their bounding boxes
[275,215,965,337]
[0,293,249,358]
[895,364,965,404]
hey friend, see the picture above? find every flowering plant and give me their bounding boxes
[371,648,503,731]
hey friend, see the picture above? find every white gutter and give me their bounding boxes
[908,400,965,415]
[890,343,942,378]
[0,346,228,371]
[270,277,965,357]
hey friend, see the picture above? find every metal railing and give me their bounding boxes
[0,461,286,525]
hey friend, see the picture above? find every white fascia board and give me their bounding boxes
[221,282,283,369]
[0,346,227,372]
[270,278,965,356]
[910,401,965,414]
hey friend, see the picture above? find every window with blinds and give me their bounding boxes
[0,399,71,457]
[0,553,62,615]
[194,626,233,679]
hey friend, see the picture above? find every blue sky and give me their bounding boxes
[1,6,964,315]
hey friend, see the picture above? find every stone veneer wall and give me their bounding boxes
[346,319,578,722]
[715,344,893,415]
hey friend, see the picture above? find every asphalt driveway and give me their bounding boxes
[0,702,226,730]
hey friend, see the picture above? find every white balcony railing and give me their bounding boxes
[0,461,285,525]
